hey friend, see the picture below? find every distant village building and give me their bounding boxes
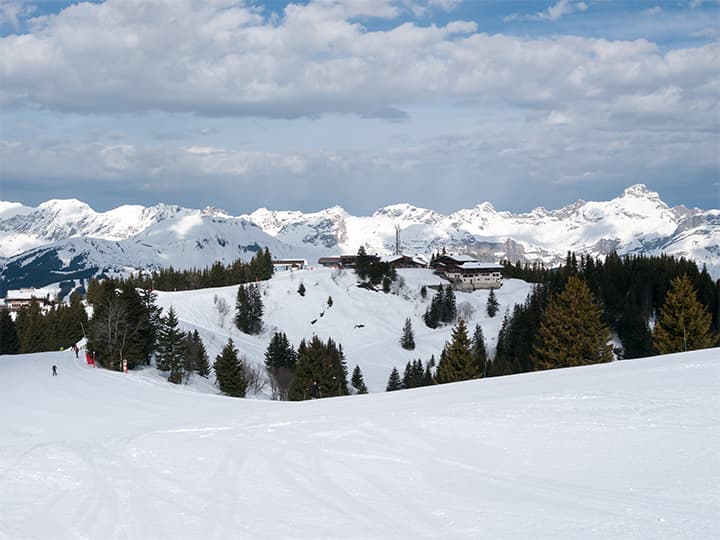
[432,255,504,290]
[3,289,52,312]
[382,255,428,269]
[317,254,380,269]
[272,259,306,271]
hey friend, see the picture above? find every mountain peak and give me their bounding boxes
[38,198,93,215]
[621,184,660,200]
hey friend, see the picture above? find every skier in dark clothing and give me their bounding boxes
[71,344,79,358]
[52,365,58,376]
[310,380,320,399]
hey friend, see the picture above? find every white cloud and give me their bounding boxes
[0,0,715,130]
[0,0,34,30]
[504,0,588,22]
[643,6,663,15]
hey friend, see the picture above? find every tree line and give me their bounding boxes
[127,248,273,291]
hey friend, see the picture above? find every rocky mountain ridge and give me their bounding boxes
[1,184,717,294]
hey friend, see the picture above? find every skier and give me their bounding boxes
[310,380,320,399]
[52,365,58,376]
[71,343,79,358]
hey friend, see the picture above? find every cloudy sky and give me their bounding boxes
[0,0,718,215]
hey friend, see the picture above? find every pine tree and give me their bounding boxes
[617,291,653,359]
[402,359,425,389]
[424,285,442,328]
[653,275,715,353]
[386,367,402,391]
[531,276,612,370]
[351,365,368,394]
[137,288,162,365]
[355,246,371,281]
[156,307,186,383]
[16,299,45,353]
[471,324,488,377]
[213,338,247,397]
[287,336,348,400]
[235,283,263,334]
[423,355,436,385]
[442,286,457,324]
[192,330,211,377]
[436,318,478,383]
[264,332,296,400]
[486,288,499,318]
[400,317,416,350]
[0,308,20,354]
[265,332,297,369]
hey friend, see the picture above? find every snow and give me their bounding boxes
[2,184,719,281]
[152,269,532,393]
[1,343,718,539]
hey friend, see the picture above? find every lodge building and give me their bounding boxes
[432,255,504,290]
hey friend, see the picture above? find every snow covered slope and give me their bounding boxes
[151,268,534,392]
[1,345,718,539]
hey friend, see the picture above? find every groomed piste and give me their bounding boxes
[1,344,718,539]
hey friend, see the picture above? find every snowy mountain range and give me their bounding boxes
[1,184,718,294]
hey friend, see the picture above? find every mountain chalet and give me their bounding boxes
[432,255,504,290]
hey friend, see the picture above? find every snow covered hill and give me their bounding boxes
[150,268,533,393]
[1,344,718,539]
[1,184,718,294]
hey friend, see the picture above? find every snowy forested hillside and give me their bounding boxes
[1,344,718,539]
[150,268,533,393]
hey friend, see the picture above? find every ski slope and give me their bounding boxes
[1,347,718,539]
[152,268,533,393]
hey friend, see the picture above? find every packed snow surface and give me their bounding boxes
[1,346,718,539]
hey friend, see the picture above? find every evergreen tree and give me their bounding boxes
[156,307,186,384]
[402,359,426,389]
[471,324,488,377]
[617,291,653,359]
[442,286,457,324]
[86,281,148,370]
[16,299,46,353]
[355,245,372,281]
[531,276,612,370]
[0,308,20,354]
[137,288,162,365]
[351,365,368,394]
[235,283,263,334]
[486,288,499,318]
[297,282,306,297]
[386,367,402,391]
[423,355,436,385]
[288,336,349,400]
[424,285,442,328]
[400,317,416,350]
[213,338,247,397]
[192,330,211,377]
[264,332,297,401]
[436,318,478,383]
[264,331,295,369]
[653,275,715,353]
